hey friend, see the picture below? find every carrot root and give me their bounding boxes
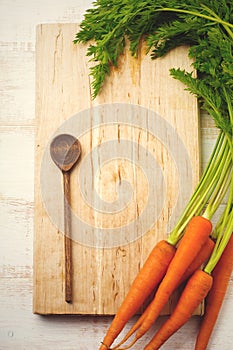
[99,240,176,350]
[115,235,215,349]
[100,217,212,350]
[111,310,148,349]
[195,234,233,350]
[132,216,212,344]
[179,236,215,284]
[144,270,213,350]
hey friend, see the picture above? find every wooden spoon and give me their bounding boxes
[50,134,81,303]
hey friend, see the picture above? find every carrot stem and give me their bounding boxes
[205,163,233,273]
[203,150,232,219]
[167,132,231,245]
[205,210,233,274]
[223,87,233,132]
[156,7,233,34]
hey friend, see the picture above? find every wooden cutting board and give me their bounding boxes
[34,23,201,315]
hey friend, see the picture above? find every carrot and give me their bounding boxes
[121,216,212,348]
[179,236,215,284]
[99,240,176,350]
[194,234,233,350]
[143,269,213,350]
[111,303,150,349]
[113,234,215,349]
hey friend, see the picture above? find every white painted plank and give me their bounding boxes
[0,0,93,42]
[0,127,34,200]
[0,51,35,125]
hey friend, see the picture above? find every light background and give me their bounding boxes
[0,1,232,349]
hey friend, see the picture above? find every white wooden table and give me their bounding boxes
[0,1,232,349]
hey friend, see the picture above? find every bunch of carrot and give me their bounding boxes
[99,131,232,350]
[99,230,232,350]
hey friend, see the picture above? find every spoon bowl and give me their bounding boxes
[50,134,81,172]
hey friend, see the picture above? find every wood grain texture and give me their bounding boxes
[0,1,232,349]
[34,23,200,315]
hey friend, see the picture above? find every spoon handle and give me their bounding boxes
[63,171,72,303]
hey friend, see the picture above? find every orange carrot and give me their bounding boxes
[194,234,233,350]
[179,236,215,284]
[111,303,150,349]
[99,240,176,350]
[113,235,215,349]
[123,216,212,348]
[144,269,213,350]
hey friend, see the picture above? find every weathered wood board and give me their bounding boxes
[34,23,201,315]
